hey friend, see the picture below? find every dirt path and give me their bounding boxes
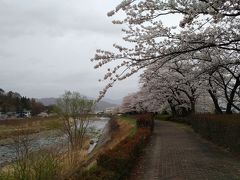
[130,120,240,180]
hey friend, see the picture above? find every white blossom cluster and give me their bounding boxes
[92,0,240,113]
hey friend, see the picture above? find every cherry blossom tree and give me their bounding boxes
[92,0,239,115]
[121,90,164,113]
[121,93,137,113]
[199,50,240,113]
[121,49,240,115]
[92,0,239,100]
[138,58,207,115]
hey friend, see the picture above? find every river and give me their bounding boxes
[0,117,109,167]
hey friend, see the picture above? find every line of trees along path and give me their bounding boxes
[92,0,240,115]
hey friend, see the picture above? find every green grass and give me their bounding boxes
[155,114,171,121]
[119,115,137,137]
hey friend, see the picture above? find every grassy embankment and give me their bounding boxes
[155,114,171,121]
[118,115,137,137]
[77,115,138,166]
[73,114,153,180]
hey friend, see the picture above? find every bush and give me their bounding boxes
[0,171,13,180]
[76,128,151,180]
[97,128,151,180]
[0,150,60,180]
[76,166,115,180]
[31,150,60,180]
[135,113,154,131]
[155,114,171,121]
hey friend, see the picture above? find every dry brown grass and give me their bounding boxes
[59,138,91,177]
[0,136,92,180]
[105,119,134,149]
[0,116,100,140]
[0,117,63,140]
[68,117,135,179]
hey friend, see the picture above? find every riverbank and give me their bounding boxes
[74,115,152,180]
[0,116,137,179]
[68,116,136,179]
[0,117,63,140]
[0,116,109,168]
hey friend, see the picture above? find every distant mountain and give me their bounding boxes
[37,98,117,112]
[37,98,57,106]
[102,98,122,105]
[94,101,117,112]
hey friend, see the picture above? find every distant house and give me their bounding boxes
[95,111,104,115]
[6,112,17,118]
[16,110,31,118]
[0,112,7,120]
[23,111,31,118]
[105,107,119,115]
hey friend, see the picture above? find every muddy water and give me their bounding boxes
[0,117,109,167]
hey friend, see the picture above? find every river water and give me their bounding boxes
[0,117,109,167]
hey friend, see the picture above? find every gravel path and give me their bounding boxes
[130,120,240,180]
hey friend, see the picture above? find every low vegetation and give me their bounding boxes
[0,149,61,180]
[135,113,154,131]
[76,114,153,180]
[119,115,137,137]
[78,128,151,180]
[0,116,63,140]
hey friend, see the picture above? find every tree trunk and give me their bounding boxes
[208,90,223,114]
[190,100,195,114]
[225,79,239,114]
[226,104,232,114]
[168,100,177,116]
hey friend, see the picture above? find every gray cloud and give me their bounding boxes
[0,0,139,100]
[0,0,121,37]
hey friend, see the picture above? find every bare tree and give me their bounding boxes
[12,129,32,180]
[56,91,94,151]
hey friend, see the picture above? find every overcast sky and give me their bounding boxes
[0,0,142,100]
[0,0,181,102]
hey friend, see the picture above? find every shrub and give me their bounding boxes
[155,114,171,121]
[31,150,60,180]
[135,113,154,131]
[97,128,151,180]
[76,166,115,180]
[77,124,151,180]
[0,150,61,180]
[0,171,13,180]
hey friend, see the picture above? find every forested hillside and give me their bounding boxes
[0,88,45,115]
